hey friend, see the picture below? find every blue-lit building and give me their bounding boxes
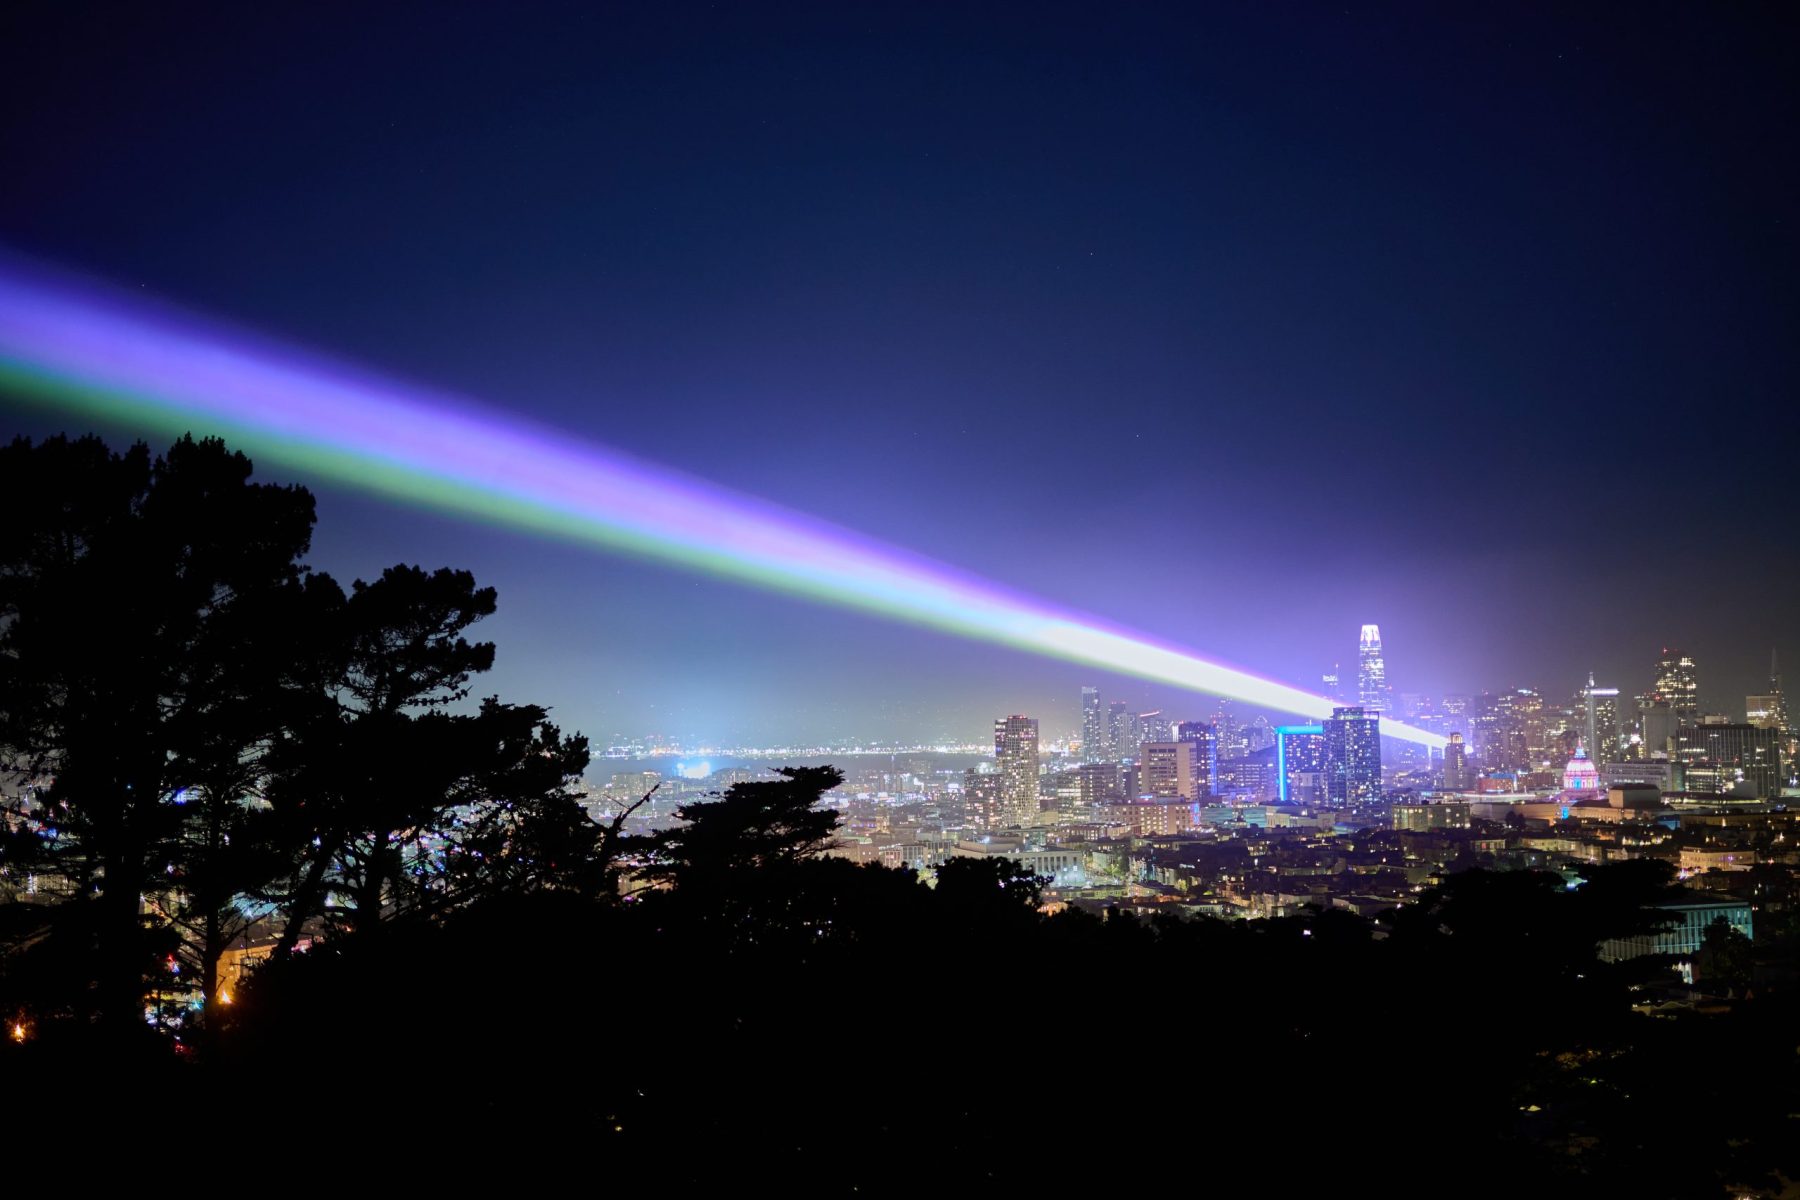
[1276,724,1327,805]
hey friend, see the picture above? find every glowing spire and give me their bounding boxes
[0,258,1449,748]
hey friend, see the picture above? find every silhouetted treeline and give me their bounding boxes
[2,435,1796,1196]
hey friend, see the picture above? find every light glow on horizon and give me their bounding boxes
[0,259,1446,748]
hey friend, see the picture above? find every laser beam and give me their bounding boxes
[0,259,1446,748]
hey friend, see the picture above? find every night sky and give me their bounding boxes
[2,3,1796,744]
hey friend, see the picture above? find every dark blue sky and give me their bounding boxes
[3,2,1796,743]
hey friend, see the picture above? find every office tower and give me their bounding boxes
[1581,673,1619,760]
[1081,687,1105,763]
[1212,700,1246,759]
[1244,715,1274,754]
[1322,665,1343,702]
[1139,710,1172,745]
[1215,746,1279,799]
[1140,741,1205,802]
[1472,692,1528,772]
[1492,687,1549,767]
[1175,720,1218,796]
[1651,649,1700,722]
[1110,704,1142,762]
[1076,761,1123,807]
[1275,724,1327,804]
[993,715,1040,827]
[1357,624,1389,713]
[1441,731,1470,790]
[1675,722,1782,796]
[1325,705,1381,806]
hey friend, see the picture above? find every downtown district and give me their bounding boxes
[588,626,1795,982]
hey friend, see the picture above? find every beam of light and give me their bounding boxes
[0,258,1446,748]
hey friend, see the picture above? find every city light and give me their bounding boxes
[0,260,1448,747]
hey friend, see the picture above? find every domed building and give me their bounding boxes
[1561,744,1601,794]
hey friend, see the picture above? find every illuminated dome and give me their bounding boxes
[1561,745,1600,792]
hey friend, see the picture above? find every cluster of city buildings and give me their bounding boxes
[616,627,1791,982]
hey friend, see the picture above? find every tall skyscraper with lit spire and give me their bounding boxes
[1357,624,1388,714]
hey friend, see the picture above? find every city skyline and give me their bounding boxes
[3,5,1795,746]
[4,7,1798,1184]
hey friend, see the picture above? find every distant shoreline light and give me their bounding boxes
[0,257,1447,750]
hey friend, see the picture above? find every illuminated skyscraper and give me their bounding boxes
[993,715,1040,827]
[1081,687,1105,763]
[1322,665,1343,703]
[1357,625,1388,713]
[1108,708,1137,766]
[1651,649,1700,723]
[1107,701,1132,762]
[1212,700,1246,759]
[1244,715,1274,753]
[1582,674,1622,763]
[1140,710,1172,744]
[1276,724,1327,804]
[1175,719,1218,795]
[1325,705,1382,806]
[1440,730,1471,789]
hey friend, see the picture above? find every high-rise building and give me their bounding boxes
[1322,665,1343,703]
[1472,692,1528,772]
[1582,673,1622,764]
[993,715,1040,827]
[1746,695,1783,729]
[1675,722,1782,797]
[1139,710,1173,745]
[1244,715,1274,754]
[1651,649,1700,723]
[1325,706,1382,807]
[1076,761,1123,808]
[1511,688,1550,767]
[1174,720,1218,795]
[1275,725,1327,805]
[1107,702,1134,763]
[1357,624,1389,713]
[1212,700,1246,759]
[1215,746,1279,799]
[1441,731,1470,790]
[1081,687,1105,763]
[1140,741,1205,802]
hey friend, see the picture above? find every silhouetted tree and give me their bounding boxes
[0,434,314,1031]
[638,765,844,887]
[1698,915,1754,994]
[266,564,497,946]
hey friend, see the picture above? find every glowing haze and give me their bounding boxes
[0,259,1445,749]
